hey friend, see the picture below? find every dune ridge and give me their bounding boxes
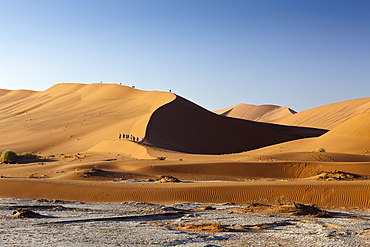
[214,103,296,122]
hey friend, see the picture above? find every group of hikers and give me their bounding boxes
[119,134,144,144]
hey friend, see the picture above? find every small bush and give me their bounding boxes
[157,157,166,160]
[21,152,38,158]
[316,147,326,152]
[0,150,18,162]
[157,175,181,183]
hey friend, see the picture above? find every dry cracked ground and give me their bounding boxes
[1,198,370,246]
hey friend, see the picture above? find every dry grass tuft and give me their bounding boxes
[156,175,181,183]
[173,222,230,232]
[11,209,42,218]
[21,152,38,158]
[315,147,326,152]
[200,205,216,210]
[317,170,370,181]
[244,197,334,218]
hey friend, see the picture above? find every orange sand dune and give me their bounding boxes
[0,83,175,155]
[0,84,326,156]
[246,112,370,155]
[270,97,370,130]
[214,103,296,122]
[0,89,11,97]
[1,83,370,208]
[144,96,326,154]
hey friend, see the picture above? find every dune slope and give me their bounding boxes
[270,97,370,130]
[0,83,175,155]
[144,96,327,154]
[247,112,370,155]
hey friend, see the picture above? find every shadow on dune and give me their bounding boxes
[144,96,328,155]
[2,157,55,165]
[219,108,233,117]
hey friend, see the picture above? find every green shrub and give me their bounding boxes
[316,147,326,152]
[21,152,38,158]
[0,150,18,162]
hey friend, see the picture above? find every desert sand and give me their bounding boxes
[1,83,370,210]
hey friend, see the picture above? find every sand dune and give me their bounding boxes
[246,112,370,155]
[144,96,326,154]
[312,112,370,153]
[1,83,370,209]
[323,112,370,138]
[214,103,296,122]
[0,83,175,155]
[0,89,11,97]
[270,97,370,130]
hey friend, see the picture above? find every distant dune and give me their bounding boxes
[269,97,370,130]
[144,96,327,154]
[214,103,296,122]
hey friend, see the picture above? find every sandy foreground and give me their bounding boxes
[1,84,370,245]
[0,151,370,207]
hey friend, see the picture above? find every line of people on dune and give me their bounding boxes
[119,134,144,144]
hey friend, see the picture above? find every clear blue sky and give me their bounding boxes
[1,0,369,112]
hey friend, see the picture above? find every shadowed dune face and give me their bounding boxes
[144,96,328,154]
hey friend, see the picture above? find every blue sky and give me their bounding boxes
[1,0,369,112]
